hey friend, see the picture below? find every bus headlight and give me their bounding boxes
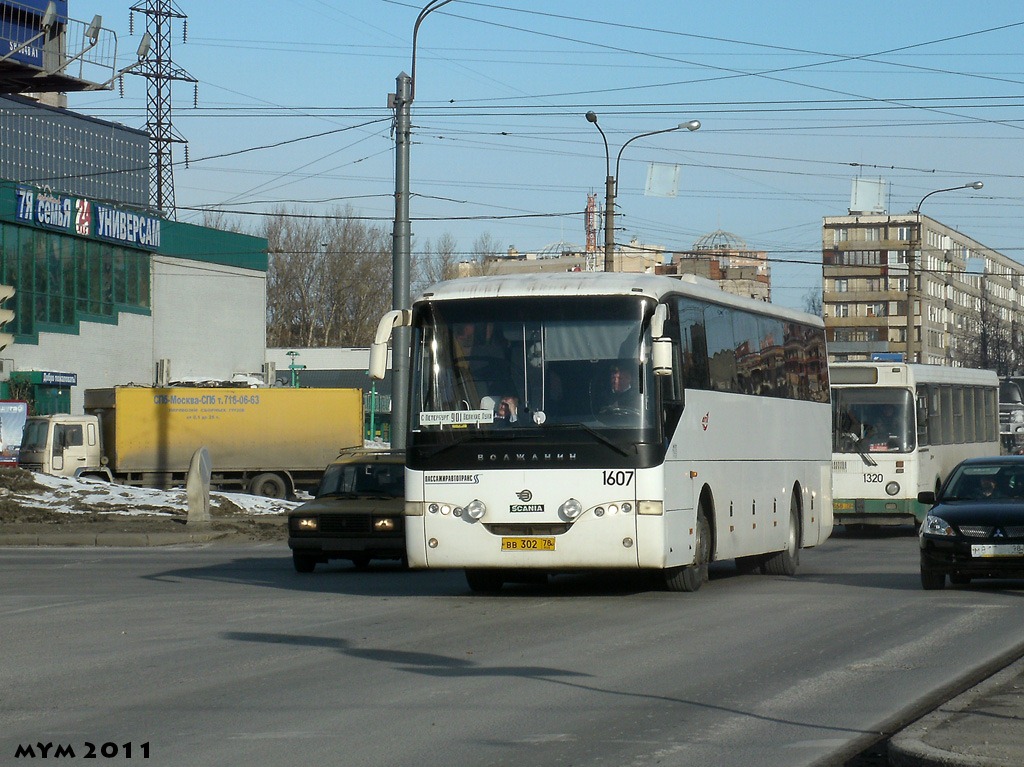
[1015,411,1024,424]
[560,498,583,519]
[465,499,486,520]
[885,481,900,496]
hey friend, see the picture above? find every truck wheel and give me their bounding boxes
[250,473,288,498]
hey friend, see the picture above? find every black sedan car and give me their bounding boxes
[288,450,405,572]
[918,456,1024,590]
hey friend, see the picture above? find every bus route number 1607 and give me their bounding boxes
[603,470,634,486]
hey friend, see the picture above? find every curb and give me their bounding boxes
[0,530,229,547]
[888,657,1024,767]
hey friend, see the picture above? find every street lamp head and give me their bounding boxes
[680,120,701,132]
[968,181,984,190]
[585,111,599,124]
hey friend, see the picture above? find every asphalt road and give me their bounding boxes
[3,530,1024,767]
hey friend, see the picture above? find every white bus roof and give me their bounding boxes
[416,272,823,328]
[830,362,998,387]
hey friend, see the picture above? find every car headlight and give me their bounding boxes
[373,517,397,532]
[922,514,954,536]
[294,517,318,531]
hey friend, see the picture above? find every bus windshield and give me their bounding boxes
[410,295,656,438]
[832,387,915,454]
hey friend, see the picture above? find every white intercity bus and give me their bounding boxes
[370,272,833,592]
[831,362,999,528]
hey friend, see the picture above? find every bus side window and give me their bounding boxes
[916,390,929,446]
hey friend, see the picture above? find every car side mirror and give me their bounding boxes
[917,490,936,505]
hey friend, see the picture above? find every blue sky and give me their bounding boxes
[69,1,1024,310]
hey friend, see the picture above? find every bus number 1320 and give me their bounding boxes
[603,470,634,486]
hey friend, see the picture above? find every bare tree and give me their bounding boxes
[412,231,460,294]
[452,232,503,277]
[950,276,1016,374]
[803,287,823,317]
[265,207,392,348]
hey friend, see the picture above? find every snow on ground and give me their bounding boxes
[20,472,302,517]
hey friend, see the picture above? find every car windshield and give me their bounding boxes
[316,461,404,498]
[946,465,1024,501]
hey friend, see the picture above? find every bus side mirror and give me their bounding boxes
[652,337,672,377]
[368,310,411,381]
[368,343,388,381]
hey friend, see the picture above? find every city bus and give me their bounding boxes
[369,272,833,592]
[831,362,999,528]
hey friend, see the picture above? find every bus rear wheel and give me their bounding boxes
[664,513,710,592]
[763,500,800,576]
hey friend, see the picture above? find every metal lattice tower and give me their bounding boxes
[129,1,197,219]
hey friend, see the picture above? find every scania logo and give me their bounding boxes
[516,489,533,502]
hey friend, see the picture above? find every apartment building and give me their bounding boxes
[822,213,1022,366]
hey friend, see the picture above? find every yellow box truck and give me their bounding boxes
[17,386,364,497]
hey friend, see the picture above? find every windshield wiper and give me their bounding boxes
[858,450,877,467]
[542,422,630,457]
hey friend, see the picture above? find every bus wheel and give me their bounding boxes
[665,513,710,592]
[763,501,800,576]
[735,555,764,574]
[466,569,504,594]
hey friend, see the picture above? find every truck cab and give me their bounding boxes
[18,414,103,478]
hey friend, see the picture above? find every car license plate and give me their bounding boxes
[971,544,1024,558]
[501,537,555,552]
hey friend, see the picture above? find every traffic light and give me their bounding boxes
[0,284,15,352]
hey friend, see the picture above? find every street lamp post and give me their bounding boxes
[905,181,984,363]
[585,112,700,273]
[389,0,455,451]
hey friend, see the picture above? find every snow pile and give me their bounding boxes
[16,472,301,517]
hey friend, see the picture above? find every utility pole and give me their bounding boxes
[388,1,455,451]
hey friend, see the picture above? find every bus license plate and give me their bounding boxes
[971,544,1024,558]
[501,537,555,552]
